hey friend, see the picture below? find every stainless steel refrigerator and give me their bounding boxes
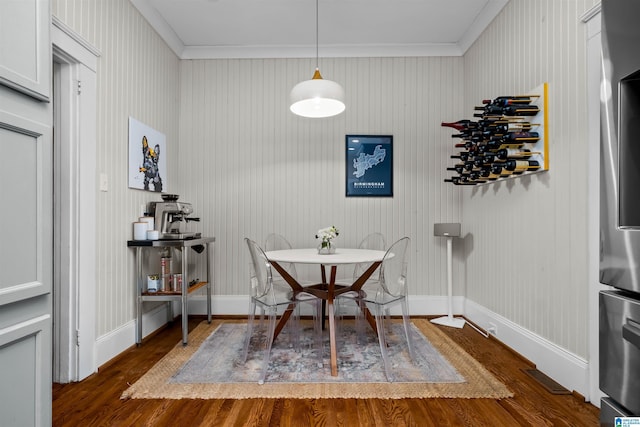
[599,0,640,423]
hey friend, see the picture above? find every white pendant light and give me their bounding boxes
[290,0,345,118]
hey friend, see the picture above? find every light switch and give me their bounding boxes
[99,173,108,192]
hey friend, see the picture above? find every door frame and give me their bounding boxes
[51,17,100,382]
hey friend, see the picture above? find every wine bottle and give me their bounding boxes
[485,169,503,180]
[471,167,497,181]
[463,160,477,171]
[473,156,490,168]
[474,104,504,115]
[503,160,541,173]
[507,121,537,131]
[451,139,478,150]
[495,131,540,142]
[501,105,540,116]
[451,130,492,140]
[475,152,497,164]
[444,176,478,185]
[469,171,489,182]
[482,96,534,107]
[480,121,534,134]
[447,165,465,174]
[477,118,509,127]
[451,132,473,139]
[474,104,540,118]
[466,140,480,149]
[480,140,524,152]
[494,148,541,160]
[467,144,479,154]
[441,120,479,131]
[478,123,507,133]
[450,152,472,162]
[490,162,513,177]
[478,129,504,139]
[473,151,497,167]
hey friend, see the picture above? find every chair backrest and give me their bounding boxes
[354,233,386,279]
[245,238,273,299]
[264,233,293,251]
[264,233,298,279]
[379,237,410,297]
[358,232,386,251]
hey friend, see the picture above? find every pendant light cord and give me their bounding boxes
[315,0,319,70]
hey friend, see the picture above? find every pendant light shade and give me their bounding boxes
[290,0,345,118]
[290,68,345,118]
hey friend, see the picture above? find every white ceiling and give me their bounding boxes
[131,0,509,59]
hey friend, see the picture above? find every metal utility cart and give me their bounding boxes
[128,237,215,345]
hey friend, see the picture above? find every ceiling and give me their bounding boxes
[131,0,509,59]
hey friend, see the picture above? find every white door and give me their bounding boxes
[0,0,53,426]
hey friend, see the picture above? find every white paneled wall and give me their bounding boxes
[462,0,599,358]
[52,0,181,336]
[178,57,465,298]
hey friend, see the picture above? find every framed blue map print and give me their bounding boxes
[346,135,393,197]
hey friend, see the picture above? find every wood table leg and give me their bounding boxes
[320,265,328,329]
[273,303,295,340]
[328,265,338,376]
[328,298,338,376]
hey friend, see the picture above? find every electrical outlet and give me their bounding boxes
[487,322,497,335]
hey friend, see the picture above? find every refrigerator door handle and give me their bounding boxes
[623,318,640,349]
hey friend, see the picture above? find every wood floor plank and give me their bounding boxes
[337,399,366,426]
[52,316,600,426]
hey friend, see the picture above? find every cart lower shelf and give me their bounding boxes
[141,281,208,296]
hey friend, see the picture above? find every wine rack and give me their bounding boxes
[442,82,549,185]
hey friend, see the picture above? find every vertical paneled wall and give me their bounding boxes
[52,0,180,336]
[178,57,465,298]
[461,0,599,358]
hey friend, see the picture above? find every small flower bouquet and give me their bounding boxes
[316,226,339,254]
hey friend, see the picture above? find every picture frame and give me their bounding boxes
[345,135,393,197]
[128,117,167,192]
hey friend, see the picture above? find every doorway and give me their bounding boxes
[51,19,99,382]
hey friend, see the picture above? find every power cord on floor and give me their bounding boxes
[463,319,490,338]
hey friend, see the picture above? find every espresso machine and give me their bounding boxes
[147,194,201,239]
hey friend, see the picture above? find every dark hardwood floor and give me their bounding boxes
[52,316,600,426]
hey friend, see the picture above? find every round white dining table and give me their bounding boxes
[265,247,386,376]
[265,248,385,265]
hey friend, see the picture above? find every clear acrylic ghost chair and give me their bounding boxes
[242,238,323,384]
[264,233,299,285]
[353,232,386,280]
[263,233,311,336]
[338,237,414,382]
[337,233,386,341]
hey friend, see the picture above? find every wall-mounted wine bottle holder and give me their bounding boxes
[442,82,549,185]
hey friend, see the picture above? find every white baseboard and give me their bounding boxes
[95,295,593,403]
[189,294,247,315]
[464,299,591,400]
[95,303,172,368]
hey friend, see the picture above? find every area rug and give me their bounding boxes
[121,319,512,400]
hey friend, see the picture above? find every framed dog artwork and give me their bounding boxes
[128,117,167,192]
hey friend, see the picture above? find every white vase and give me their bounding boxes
[317,243,336,255]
